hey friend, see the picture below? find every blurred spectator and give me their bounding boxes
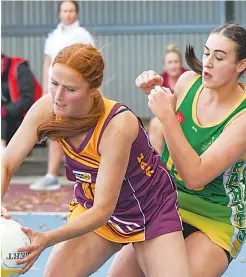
[42,0,95,92]
[160,44,187,92]
[148,44,187,153]
[1,53,42,151]
[30,0,95,191]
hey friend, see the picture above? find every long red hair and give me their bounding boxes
[37,43,105,141]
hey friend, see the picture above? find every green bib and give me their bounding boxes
[162,75,246,231]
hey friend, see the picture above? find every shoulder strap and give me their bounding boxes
[112,107,130,118]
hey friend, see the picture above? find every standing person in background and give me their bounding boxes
[148,44,187,153]
[30,0,95,191]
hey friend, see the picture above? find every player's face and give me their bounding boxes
[164,52,182,77]
[202,33,240,89]
[50,63,94,118]
[59,1,78,25]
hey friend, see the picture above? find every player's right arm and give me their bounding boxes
[135,70,196,108]
[135,70,195,154]
[1,94,53,199]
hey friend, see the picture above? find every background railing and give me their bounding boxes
[2,1,245,118]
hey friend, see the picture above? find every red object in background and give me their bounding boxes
[2,55,43,116]
[8,57,43,104]
[1,106,7,118]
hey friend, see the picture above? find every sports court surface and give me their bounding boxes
[3,182,246,277]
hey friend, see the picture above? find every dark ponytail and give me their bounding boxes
[185,45,202,75]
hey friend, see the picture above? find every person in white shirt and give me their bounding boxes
[30,0,95,191]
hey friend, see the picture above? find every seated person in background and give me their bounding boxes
[149,44,187,153]
[1,54,42,151]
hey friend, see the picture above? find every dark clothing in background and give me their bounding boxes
[1,116,23,144]
[1,55,34,144]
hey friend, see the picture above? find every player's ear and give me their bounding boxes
[236,58,246,74]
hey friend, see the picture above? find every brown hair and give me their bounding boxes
[185,23,246,75]
[58,1,79,14]
[37,43,105,141]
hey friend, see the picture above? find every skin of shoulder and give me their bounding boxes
[174,70,198,109]
[29,93,54,122]
[2,94,53,176]
[99,109,139,155]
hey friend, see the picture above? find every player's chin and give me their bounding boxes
[204,80,224,90]
[202,78,215,88]
[53,107,68,117]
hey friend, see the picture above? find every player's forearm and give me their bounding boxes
[44,206,110,247]
[161,112,203,189]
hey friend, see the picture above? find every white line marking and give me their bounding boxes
[10,212,69,216]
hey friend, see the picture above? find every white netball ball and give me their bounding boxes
[1,217,30,277]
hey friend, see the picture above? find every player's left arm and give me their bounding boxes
[162,111,246,189]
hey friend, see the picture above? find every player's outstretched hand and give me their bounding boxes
[17,227,48,274]
[1,206,11,219]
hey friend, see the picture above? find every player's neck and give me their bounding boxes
[204,81,244,105]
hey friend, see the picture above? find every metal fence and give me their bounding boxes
[2,1,245,117]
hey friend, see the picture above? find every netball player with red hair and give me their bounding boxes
[1,43,190,277]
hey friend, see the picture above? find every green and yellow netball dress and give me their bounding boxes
[162,75,246,258]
